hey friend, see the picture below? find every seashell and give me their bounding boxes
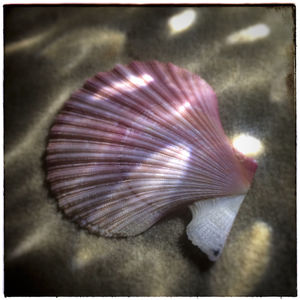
[46,61,257,261]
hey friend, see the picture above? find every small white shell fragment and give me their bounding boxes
[186,194,246,261]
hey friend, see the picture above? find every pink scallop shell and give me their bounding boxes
[46,61,257,237]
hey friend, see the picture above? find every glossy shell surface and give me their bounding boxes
[46,61,257,240]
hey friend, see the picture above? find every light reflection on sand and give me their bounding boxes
[232,134,263,157]
[41,28,126,74]
[210,220,272,296]
[226,23,270,45]
[5,28,55,54]
[5,88,72,166]
[168,9,197,35]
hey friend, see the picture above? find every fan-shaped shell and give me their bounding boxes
[46,61,257,239]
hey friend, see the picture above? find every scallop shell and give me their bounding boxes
[46,61,257,261]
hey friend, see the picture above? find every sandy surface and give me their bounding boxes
[4,5,296,296]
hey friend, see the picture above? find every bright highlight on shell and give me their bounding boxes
[128,74,154,87]
[226,23,270,44]
[232,134,263,156]
[175,101,191,116]
[46,61,258,261]
[168,9,197,34]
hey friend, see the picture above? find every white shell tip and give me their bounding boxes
[186,194,246,261]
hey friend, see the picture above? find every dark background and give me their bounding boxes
[4,5,296,296]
